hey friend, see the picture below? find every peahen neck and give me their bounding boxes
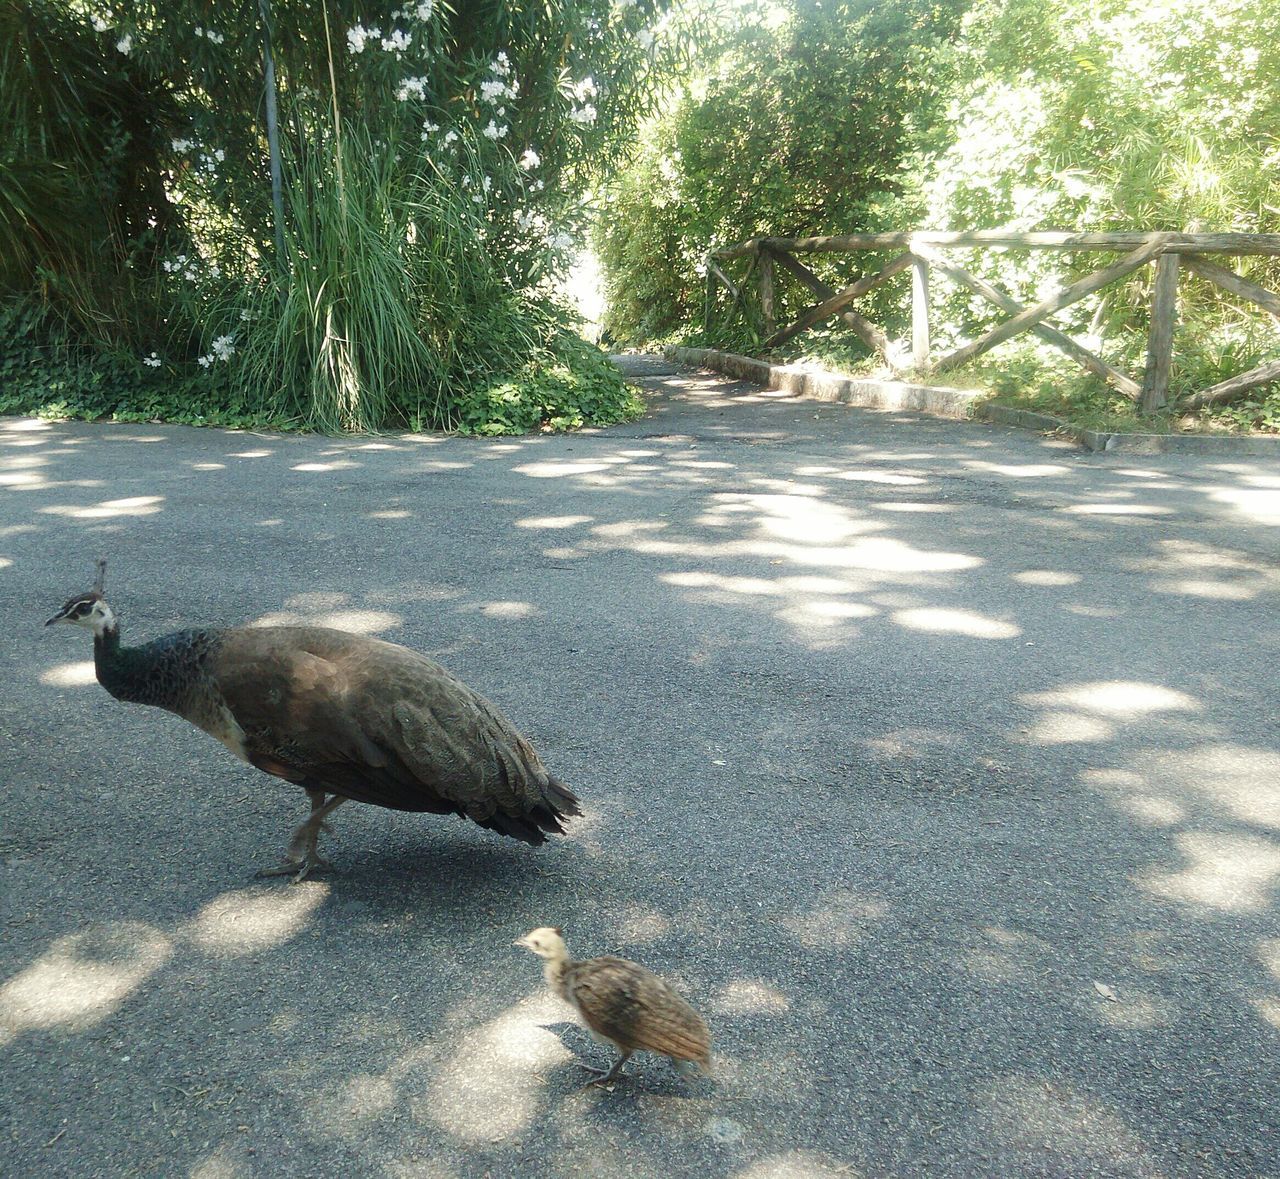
[93,623,209,711]
[94,625,148,704]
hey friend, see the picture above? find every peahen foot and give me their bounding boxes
[254,849,333,883]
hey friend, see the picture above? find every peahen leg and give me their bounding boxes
[256,790,347,882]
[577,1049,633,1087]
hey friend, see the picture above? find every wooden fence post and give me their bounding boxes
[760,250,776,338]
[1141,252,1179,413]
[911,255,930,370]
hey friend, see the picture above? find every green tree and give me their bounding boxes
[597,0,969,343]
[911,0,1280,384]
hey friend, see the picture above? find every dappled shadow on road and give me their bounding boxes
[2,390,1279,1174]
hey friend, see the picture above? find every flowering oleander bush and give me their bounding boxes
[2,0,684,432]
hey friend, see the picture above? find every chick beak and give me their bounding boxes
[45,609,70,627]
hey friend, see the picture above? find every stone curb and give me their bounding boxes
[974,404,1111,452]
[976,404,1280,454]
[665,345,1280,455]
[664,346,979,419]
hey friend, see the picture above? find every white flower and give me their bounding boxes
[546,230,574,251]
[142,353,161,367]
[91,14,110,32]
[347,24,381,53]
[416,1,434,18]
[637,28,655,49]
[395,76,429,102]
[519,148,540,169]
[569,104,597,125]
[442,129,458,146]
[213,148,225,163]
[211,335,236,361]
[116,33,132,54]
[572,77,597,100]
[205,29,226,45]
[493,51,510,75]
[171,138,194,153]
[483,120,507,140]
[197,355,212,368]
[240,309,252,321]
[382,29,410,54]
[529,178,544,192]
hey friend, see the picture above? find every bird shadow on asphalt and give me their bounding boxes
[292,831,595,919]
[534,1020,712,1101]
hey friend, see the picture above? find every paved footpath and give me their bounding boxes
[1,357,1278,1176]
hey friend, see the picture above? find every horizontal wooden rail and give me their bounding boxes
[714,230,1280,261]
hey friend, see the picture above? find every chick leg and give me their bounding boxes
[579,1050,633,1087]
[256,790,347,882]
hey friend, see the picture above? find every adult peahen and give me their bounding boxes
[46,562,580,880]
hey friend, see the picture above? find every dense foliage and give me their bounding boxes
[2,0,685,432]
[597,0,967,344]
[599,0,1280,427]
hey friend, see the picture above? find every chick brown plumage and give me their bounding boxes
[517,927,711,1085]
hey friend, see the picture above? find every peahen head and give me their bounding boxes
[46,591,118,637]
[46,559,117,637]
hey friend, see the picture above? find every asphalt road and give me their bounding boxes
[2,359,1278,1177]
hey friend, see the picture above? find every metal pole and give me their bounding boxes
[258,0,285,267]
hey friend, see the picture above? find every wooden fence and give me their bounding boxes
[705,231,1280,414]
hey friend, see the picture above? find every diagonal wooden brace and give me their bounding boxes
[1183,357,1280,411]
[935,234,1174,373]
[910,242,1141,399]
[764,248,912,358]
[1182,256,1280,327]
